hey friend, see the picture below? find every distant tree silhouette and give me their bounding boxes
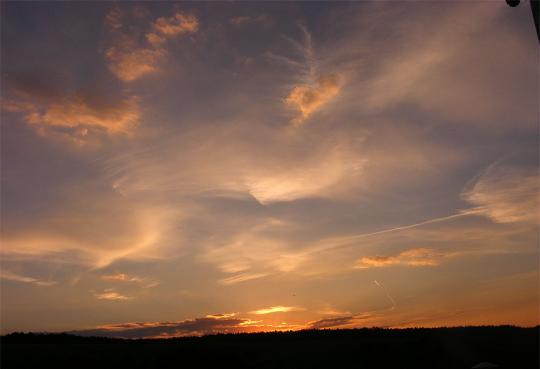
[1,326,538,369]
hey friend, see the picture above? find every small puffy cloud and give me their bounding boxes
[105,11,198,82]
[462,166,539,225]
[0,270,56,287]
[149,13,198,40]
[95,289,133,301]
[356,248,440,269]
[285,73,341,126]
[250,306,304,315]
[357,255,400,268]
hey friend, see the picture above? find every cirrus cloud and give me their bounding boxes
[0,270,56,287]
[462,165,539,225]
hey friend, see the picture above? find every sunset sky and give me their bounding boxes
[1,1,538,338]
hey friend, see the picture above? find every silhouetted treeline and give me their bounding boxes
[1,326,538,368]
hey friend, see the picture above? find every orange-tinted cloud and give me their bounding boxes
[285,73,341,126]
[146,12,198,46]
[3,94,140,138]
[105,10,198,82]
[105,47,167,83]
[356,248,441,269]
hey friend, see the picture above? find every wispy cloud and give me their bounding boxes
[250,306,304,315]
[94,289,133,301]
[351,2,536,128]
[269,24,342,125]
[302,162,538,260]
[1,198,179,269]
[317,307,352,316]
[101,273,143,282]
[462,165,539,225]
[201,219,309,283]
[218,272,269,285]
[0,270,56,287]
[100,272,159,288]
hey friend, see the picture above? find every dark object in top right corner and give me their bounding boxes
[506,0,540,42]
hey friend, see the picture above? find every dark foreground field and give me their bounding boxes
[1,326,538,369]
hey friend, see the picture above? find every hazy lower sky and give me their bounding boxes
[1,1,538,338]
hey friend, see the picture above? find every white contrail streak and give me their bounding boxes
[374,280,396,310]
[314,209,482,254]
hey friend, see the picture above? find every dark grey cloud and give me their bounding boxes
[307,313,374,330]
[71,317,252,338]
